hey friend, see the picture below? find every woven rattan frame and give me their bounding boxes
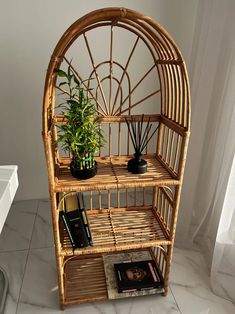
[42,7,190,309]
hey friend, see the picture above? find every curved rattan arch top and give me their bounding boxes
[43,7,190,134]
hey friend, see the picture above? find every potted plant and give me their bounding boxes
[55,65,105,179]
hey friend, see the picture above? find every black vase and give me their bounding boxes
[127,152,147,174]
[70,161,97,179]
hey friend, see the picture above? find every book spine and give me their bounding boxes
[121,288,137,293]
[77,192,93,245]
[80,207,93,245]
[119,285,161,293]
[67,212,89,248]
[148,262,160,282]
[59,211,76,248]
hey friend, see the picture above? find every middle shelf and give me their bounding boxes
[54,155,180,193]
[59,206,171,256]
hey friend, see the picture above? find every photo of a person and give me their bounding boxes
[125,266,147,282]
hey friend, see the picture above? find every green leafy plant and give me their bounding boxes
[55,65,105,170]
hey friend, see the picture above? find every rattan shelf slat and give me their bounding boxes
[60,207,171,256]
[64,256,108,305]
[54,155,179,192]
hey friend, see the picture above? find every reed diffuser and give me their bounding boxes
[125,115,159,174]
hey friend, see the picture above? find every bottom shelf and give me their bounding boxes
[64,256,108,305]
[63,250,165,306]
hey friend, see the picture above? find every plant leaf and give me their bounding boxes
[55,69,67,78]
[59,82,67,87]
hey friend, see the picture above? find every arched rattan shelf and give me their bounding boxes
[42,7,190,310]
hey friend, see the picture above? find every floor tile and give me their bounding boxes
[0,250,27,314]
[170,247,235,314]
[211,242,235,303]
[17,247,58,312]
[0,200,38,252]
[18,296,181,314]
[30,200,54,249]
[17,247,180,314]
[3,200,235,314]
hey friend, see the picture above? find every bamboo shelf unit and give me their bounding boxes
[42,7,190,310]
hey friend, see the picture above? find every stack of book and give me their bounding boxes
[103,251,164,299]
[114,260,163,293]
[59,192,92,249]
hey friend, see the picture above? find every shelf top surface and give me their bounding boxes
[60,207,171,256]
[54,155,179,192]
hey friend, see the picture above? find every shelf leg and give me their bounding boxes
[50,193,65,310]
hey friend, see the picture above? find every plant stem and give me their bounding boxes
[55,85,79,101]
[63,57,106,116]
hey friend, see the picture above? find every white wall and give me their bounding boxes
[0,0,198,200]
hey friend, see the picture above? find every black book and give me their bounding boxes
[114,260,163,293]
[59,210,76,249]
[64,194,89,248]
[77,193,93,245]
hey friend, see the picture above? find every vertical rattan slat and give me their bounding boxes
[42,7,190,310]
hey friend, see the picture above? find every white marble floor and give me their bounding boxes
[0,199,235,314]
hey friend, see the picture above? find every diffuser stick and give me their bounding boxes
[137,121,140,150]
[139,117,150,152]
[132,116,137,150]
[126,118,137,151]
[140,124,159,152]
[140,124,152,152]
[138,114,144,151]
